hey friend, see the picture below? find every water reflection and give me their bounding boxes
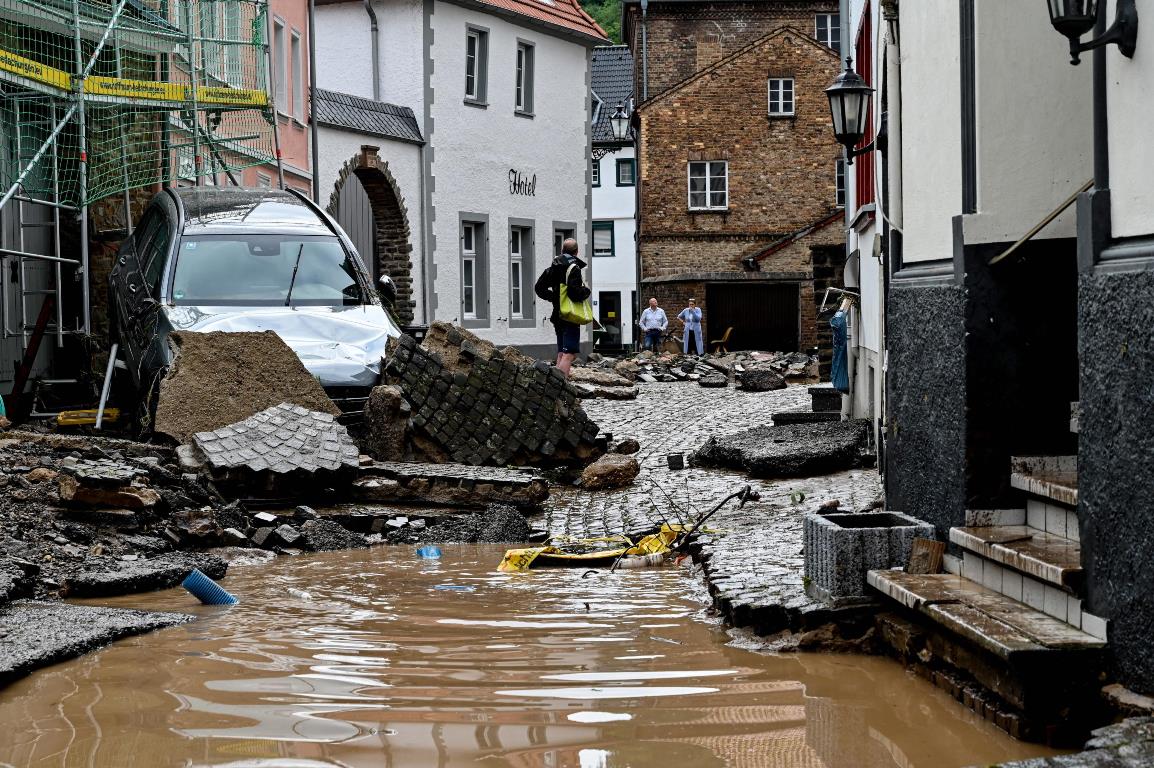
[0,544,1063,767]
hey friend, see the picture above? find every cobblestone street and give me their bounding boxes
[542,382,884,634]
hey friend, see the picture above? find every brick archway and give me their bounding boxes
[327,145,415,324]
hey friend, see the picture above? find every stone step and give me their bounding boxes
[867,570,1107,660]
[959,550,1097,630]
[1010,456,1078,507]
[950,525,1082,589]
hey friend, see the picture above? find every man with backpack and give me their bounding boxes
[534,238,591,377]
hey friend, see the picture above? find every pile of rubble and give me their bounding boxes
[575,349,818,391]
[379,323,602,466]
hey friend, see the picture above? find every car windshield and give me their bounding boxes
[170,235,366,306]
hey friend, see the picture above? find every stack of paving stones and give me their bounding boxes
[772,385,844,425]
[355,460,549,510]
[384,329,601,466]
[190,403,360,494]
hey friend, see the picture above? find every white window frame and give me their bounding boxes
[592,157,600,187]
[462,223,477,318]
[816,13,840,53]
[290,30,304,122]
[466,31,479,99]
[687,160,729,211]
[510,227,524,319]
[835,158,846,208]
[272,19,287,115]
[515,44,527,111]
[768,78,795,116]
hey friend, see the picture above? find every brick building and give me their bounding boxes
[623,1,845,361]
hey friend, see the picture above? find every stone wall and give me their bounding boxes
[885,280,967,536]
[1079,265,1154,695]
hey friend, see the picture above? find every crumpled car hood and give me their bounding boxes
[162,304,399,388]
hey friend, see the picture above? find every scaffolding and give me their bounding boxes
[0,0,279,398]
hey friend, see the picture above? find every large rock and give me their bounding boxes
[570,368,633,388]
[416,504,531,543]
[57,475,161,509]
[155,331,339,443]
[581,453,640,490]
[613,360,640,381]
[362,384,411,461]
[692,420,871,478]
[739,367,788,392]
[698,374,729,388]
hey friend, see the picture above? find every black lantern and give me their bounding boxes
[825,58,874,166]
[609,103,631,141]
[1046,0,1138,65]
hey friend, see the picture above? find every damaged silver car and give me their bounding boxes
[109,187,401,423]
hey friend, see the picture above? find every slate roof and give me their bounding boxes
[591,45,633,144]
[315,90,424,145]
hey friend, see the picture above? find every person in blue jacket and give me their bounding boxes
[677,298,703,356]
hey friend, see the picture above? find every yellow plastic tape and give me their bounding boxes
[498,546,553,573]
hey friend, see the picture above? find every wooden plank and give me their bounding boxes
[906,537,946,574]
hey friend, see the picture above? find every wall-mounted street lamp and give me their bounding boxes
[609,103,631,141]
[825,58,875,166]
[1047,0,1138,65]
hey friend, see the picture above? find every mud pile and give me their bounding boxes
[155,331,339,443]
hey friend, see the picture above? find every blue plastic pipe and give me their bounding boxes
[182,569,238,605]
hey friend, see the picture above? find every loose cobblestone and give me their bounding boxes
[542,382,883,635]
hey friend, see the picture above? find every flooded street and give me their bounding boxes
[0,545,1061,768]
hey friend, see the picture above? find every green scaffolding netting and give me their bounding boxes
[0,0,277,209]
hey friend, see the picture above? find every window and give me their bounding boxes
[272,19,287,114]
[592,157,600,187]
[460,217,488,324]
[816,13,840,53]
[257,172,272,188]
[465,27,488,103]
[592,221,614,257]
[510,226,528,318]
[291,31,304,122]
[141,218,171,296]
[515,42,534,114]
[616,158,635,186]
[688,161,728,210]
[591,93,602,125]
[200,1,220,79]
[223,3,242,86]
[462,222,477,318]
[768,78,795,116]
[835,158,846,207]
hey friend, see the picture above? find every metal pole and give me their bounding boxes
[266,6,286,188]
[95,341,117,429]
[185,1,202,185]
[73,0,91,335]
[114,32,133,236]
[309,0,321,201]
[50,101,63,347]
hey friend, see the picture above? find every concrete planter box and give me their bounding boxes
[808,386,842,413]
[803,511,935,605]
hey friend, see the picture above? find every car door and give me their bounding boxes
[112,206,163,383]
[132,209,174,389]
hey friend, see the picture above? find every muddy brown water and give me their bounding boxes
[0,545,1063,768]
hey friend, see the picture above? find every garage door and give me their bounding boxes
[705,282,800,353]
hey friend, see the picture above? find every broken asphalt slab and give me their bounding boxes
[356,460,549,509]
[0,600,194,689]
[692,419,872,478]
[155,331,340,443]
[63,552,227,598]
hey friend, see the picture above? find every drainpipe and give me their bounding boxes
[308,0,320,201]
[640,0,649,100]
[364,0,381,101]
[418,142,431,325]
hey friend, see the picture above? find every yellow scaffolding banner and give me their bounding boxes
[84,76,188,102]
[197,86,268,107]
[0,49,70,91]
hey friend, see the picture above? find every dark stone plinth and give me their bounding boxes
[808,386,842,412]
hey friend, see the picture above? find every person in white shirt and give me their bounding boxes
[638,297,668,351]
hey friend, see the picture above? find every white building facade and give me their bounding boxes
[315,0,606,354]
[590,45,637,350]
